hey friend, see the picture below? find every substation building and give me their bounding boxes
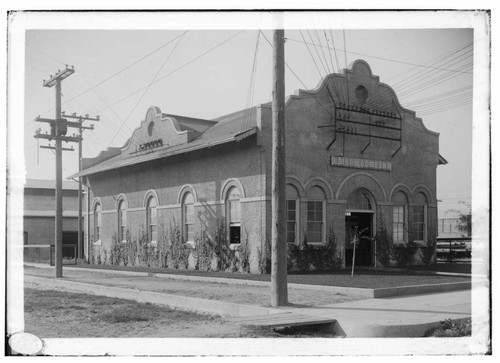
[71,60,447,273]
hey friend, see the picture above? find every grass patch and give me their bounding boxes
[423,319,472,337]
[66,263,470,289]
[99,308,150,323]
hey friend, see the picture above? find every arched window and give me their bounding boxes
[411,192,427,242]
[182,192,194,243]
[286,184,300,244]
[94,202,102,242]
[306,186,326,243]
[392,191,408,244]
[226,187,241,244]
[146,196,157,243]
[118,199,127,242]
[347,189,373,211]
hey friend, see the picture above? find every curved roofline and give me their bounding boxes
[285,59,440,138]
[121,106,189,153]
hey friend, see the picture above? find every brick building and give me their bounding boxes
[72,60,446,272]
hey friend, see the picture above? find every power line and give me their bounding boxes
[395,50,473,94]
[286,37,473,75]
[259,30,335,121]
[107,31,188,148]
[342,30,350,105]
[299,30,323,81]
[27,44,67,67]
[243,31,261,131]
[39,31,190,116]
[94,30,246,117]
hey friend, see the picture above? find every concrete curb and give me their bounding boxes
[372,281,472,298]
[25,263,471,299]
[25,275,281,317]
[329,318,472,338]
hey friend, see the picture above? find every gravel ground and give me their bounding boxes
[24,266,359,307]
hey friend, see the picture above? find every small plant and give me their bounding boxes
[238,231,251,273]
[287,225,342,272]
[392,225,418,266]
[420,238,437,265]
[194,228,215,271]
[325,226,343,270]
[374,214,392,267]
[423,319,471,337]
[258,235,271,274]
[167,220,185,269]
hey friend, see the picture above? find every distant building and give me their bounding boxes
[23,179,81,257]
[438,218,468,238]
[72,59,447,272]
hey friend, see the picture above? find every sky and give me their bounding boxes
[16,11,485,218]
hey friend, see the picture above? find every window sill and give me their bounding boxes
[92,240,101,246]
[184,241,195,249]
[229,243,241,250]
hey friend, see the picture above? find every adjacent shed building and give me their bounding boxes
[72,60,447,273]
[23,179,80,260]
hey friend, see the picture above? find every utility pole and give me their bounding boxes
[34,65,98,277]
[271,29,288,306]
[62,112,99,261]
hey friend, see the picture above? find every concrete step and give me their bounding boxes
[230,312,336,329]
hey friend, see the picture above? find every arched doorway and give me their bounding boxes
[345,188,375,266]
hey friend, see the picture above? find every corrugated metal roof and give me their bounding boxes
[25,179,80,191]
[69,107,258,179]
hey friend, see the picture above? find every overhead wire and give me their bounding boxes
[242,31,261,131]
[259,30,336,121]
[299,30,342,105]
[26,44,129,155]
[94,30,246,117]
[26,44,135,142]
[342,30,350,105]
[299,30,323,81]
[107,30,188,148]
[361,44,473,110]
[391,49,472,87]
[285,37,473,76]
[38,31,190,117]
[299,30,345,105]
[324,30,336,74]
[395,50,473,94]
[315,30,332,74]
[306,30,329,77]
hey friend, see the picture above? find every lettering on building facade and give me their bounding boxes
[135,138,164,153]
[330,156,392,171]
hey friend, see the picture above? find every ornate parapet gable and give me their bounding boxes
[124,106,192,155]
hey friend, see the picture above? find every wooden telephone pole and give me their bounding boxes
[271,29,288,306]
[34,66,98,277]
[62,112,99,261]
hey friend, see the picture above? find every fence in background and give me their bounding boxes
[24,244,77,265]
[436,237,471,262]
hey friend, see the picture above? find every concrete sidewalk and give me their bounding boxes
[24,264,471,337]
[278,290,471,337]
